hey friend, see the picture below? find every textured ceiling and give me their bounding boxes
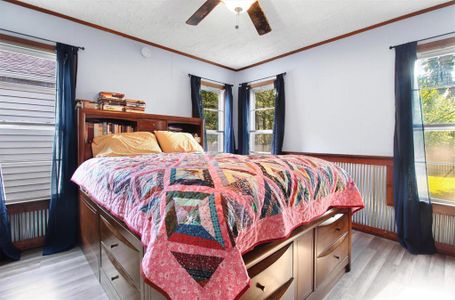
[19,0,449,69]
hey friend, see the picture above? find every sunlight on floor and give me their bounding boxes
[373,281,454,300]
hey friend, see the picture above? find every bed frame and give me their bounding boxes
[77,108,353,300]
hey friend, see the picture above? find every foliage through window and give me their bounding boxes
[416,45,455,204]
[201,86,224,153]
[250,84,276,154]
[0,40,56,204]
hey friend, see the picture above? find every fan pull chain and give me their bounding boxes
[234,6,242,30]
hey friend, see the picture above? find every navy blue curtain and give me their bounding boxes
[190,75,203,118]
[0,165,20,261]
[224,84,235,153]
[43,43,79,255]
[238,83,250,155]
[272,74,285,155]
[393,42,436,254]
[190,75,206,148]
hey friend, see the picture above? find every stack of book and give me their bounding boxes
[125,99,146,113]
[98,91,126,112]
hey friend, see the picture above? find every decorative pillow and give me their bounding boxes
[154,131,204,153]
[92,131,162,157]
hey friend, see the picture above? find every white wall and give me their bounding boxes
[2,2,454,156]
[0,1,235,118]
[235,6,455,156]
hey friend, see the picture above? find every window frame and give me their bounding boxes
[0,36,57,204]
[200,81,225,153]
[416,36,455,212]
[249,82,275,154]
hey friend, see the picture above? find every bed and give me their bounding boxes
[74,108,364,300]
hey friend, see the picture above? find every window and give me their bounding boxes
[201,84,224,153]
[415,42,455,205]
[0,40,56,204]
[250,84,276,154]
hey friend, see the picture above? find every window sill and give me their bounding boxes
[432,202,455,216]
[6,199,50,215]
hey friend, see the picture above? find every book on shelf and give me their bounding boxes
[91,122,134,138]
[99,91,124,99]
[125,99,146,106]
[125,109,145,113]
[98,98,126,105]
[101,104,125,112]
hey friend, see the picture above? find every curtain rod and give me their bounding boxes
[0,28,85,50]
[240,72,286,86]
[188,74,232,86]
[389,31,455,50]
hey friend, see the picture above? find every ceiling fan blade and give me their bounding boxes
[186,0,221,25]
[247,1,272,35]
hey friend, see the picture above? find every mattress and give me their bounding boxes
[72,153,364,299]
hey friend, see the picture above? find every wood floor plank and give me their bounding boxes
[0,248,108,300]
[325,231,455,300]
[1,230,453,300]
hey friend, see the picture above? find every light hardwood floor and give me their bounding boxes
[326,231,455,300]
[0,231,454,300]
[0,247,108,300]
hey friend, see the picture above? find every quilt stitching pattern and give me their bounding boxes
[72,153,364,300]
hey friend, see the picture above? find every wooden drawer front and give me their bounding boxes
[296,230,314,299]
[316,213,348,255]
[79,196,100,279]
[136,119,167,131]
[242,244,294,299]
[100,217,140,287]
[101,248,140,300]
[316,234,349,287]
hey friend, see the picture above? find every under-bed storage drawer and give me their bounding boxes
[315,233,349,288]
[101,247,140,300]
[241,243,294,299]
[316,213,348,255]
[100,216,141,288]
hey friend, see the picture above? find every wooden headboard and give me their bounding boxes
[77,108,204,165]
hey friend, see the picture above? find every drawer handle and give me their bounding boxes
[256,282,265,291]
[111,275,119,281]
[335,227,341,231]
[110,243,119,249]
[334,255,340,260]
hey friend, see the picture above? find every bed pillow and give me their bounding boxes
[92,131,162,157]
[154,131,204,153]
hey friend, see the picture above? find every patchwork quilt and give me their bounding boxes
[72,153,364,299]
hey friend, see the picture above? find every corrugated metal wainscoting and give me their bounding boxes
[7,200,49,250]
[337,162,455,246]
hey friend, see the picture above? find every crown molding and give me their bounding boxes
[3,0,237,71]
[4,0,455,72]
[236,0,455,71]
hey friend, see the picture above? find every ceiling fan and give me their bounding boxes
[186,0,272,35]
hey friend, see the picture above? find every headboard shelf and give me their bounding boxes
[77,108,204,165]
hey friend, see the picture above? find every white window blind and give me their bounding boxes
[0,41,56,204]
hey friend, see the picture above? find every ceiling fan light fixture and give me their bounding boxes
[222,0,256,14]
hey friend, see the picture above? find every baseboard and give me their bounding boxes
[13,237,45,251]
[353,223,455,257]
[435,242,455,256]
[352,223,398,241]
